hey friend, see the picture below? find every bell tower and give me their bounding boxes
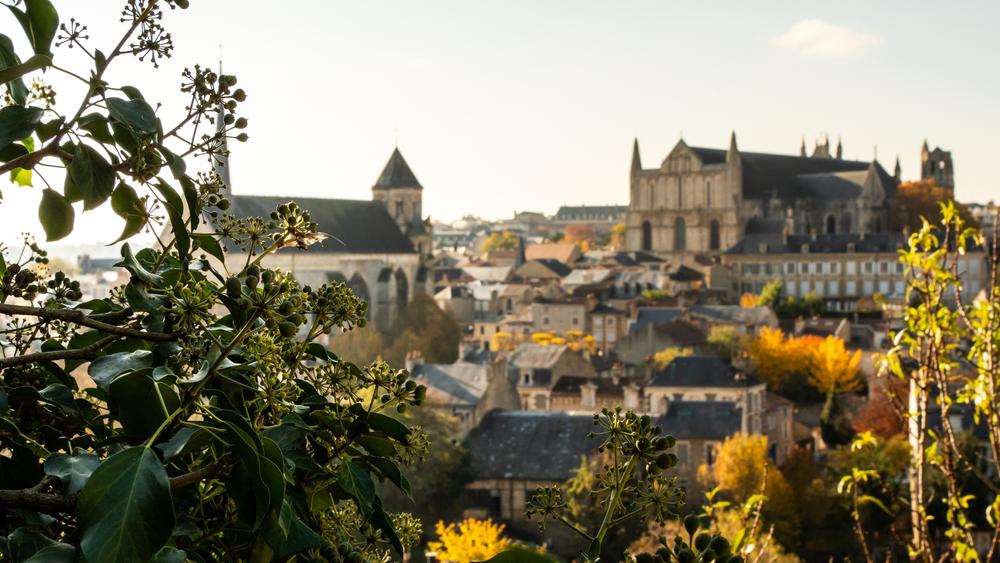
[372,148,432,257]
[920,140,955,194]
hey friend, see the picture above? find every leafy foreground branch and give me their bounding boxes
[0,1,429,562]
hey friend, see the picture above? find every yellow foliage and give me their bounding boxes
[709,433,770,502]
[747,327,815,387]
[490,331,516,352]
[808,335,862,394]
[529,331,597,354]
[739,293,759,308]
[652,346,693,369]
[428,518,511,563]
[481,231,520,254]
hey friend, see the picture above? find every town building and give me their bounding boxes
[625,134,899,258]
[550,205,627,233]
[405,356,520,435]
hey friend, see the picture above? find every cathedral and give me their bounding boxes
[624,133,900,257]
[223,148,433,330]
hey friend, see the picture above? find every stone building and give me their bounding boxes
[625,134,899,258]
[920,140,954,194]
[222,148,432,330]
[405,356,520,436]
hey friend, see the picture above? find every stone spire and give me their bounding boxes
[726,131,739,164]
[631,138,642,176]
[894,156,901,180]
[800,137,806,157]
[836,137,843,159]
[213,60,231,190]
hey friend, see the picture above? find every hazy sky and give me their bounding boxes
[3,0,999,249]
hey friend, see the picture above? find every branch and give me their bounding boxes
[0,335,118,369]
[0,303,174,342]
[0,460,229,516]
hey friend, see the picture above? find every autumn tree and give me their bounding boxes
[738,293,759,308]
[428,518,511,563]
[890,180,977,234]
[480,231,520,254]
[706,325,742,361]
[808,336,862,395]
[385,293,461,366]
[564,223,596,249]
[652,346,693,370]
[609,222,626,249]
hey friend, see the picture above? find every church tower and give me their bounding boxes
[920,140,955,194]
[372,148,432,257]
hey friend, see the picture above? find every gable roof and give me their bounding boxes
[373,148,422,189]
[509,343,568,369]
[661,401,743,439]
[512,259,573,280]
[685,146,897,201]
[689,305,774,326]
[525,243,580,264]
[647,355,758,388]
[410,362,489,406]
[631,307,684,332]
[225,195,415,254]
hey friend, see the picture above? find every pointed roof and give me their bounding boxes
[631,138,642,172]
[374,148,422,189]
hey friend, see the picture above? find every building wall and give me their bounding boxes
[531,302,589,334]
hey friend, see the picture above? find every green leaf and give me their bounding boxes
[110,183,147,243]
[23,543,75,562]
[78,447,174,563]
[262,500,325,560]
[9,136,34,187]
[179,175,199,229]
[38,188,74,242]
[152,180,190,260]
[0,34,28,104]
[88,349,153,391]
[191,233,224,262]
[67,144,116,210]
[78,112,114,144]
[43,452,100,494]
[0,105,42,150]
[149,546,187,563]
[369,497,403,555]
[335,461,375,518]
[109,370,180,439]
[117,243,163,285]
[107,97,158,135]
[367,412,410,443]
[7,0,59,56]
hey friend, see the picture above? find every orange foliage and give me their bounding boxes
[739,293,760,308]
[890,180,977,233]
[854,377,905,438]
[808,335,862,394]
[748,327,861,393]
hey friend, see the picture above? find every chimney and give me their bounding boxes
[581,381,598,409]
[623,383,641,411]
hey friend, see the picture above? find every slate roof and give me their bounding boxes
[373,148,422,189]
[509,343,567,369]
[225,196,415,254]
[630,307,684,332]
[466,406,740,480]
[661,401,743,440]
[512,259,573,279]
[652,320,707,347]
[553,205,627,221]
[686,146,897,201]
[411,362,489,407]
[647,355,758,388]
[689,305,774,326]
[669,265,704,282]
[550,375,625,397]
[725,232,905,255]
[462,266,512,283]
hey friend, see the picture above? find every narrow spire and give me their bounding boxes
[631,137,642,175]
[213,57,231,190]
[894,156,901,180]
[726,131,739,164]
[835,137,843,159]
[921,138,929,153]
[800,137,806,157]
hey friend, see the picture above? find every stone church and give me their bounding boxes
[624,133,900,257]
[223,148,433,330]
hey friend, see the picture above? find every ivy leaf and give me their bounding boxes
[0,105,42,150]
[78,447,175,563]
[88,349,153,391]
[117,243,163,285]
[23,543,75,562]
[110,183,148,243]
[43,452,100,494]
[191,233,224,262]
[261,500,325,560]
[67,144,115,210]
[149,546,187,563]
[109,370,180,439]
[152,180,190,260]
[335,461,375,518]
[367,412,410,443]
[37,188,74,242]
[9,136,34,187]
[107,97,157,135]
[78,112,114,144]
[0,34,29,104]
[7,0,59,56]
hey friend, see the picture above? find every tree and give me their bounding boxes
[564,224,596,251]
[808,335,862,395]
[890,180,977,234]
[652,346,693,370]
[428,518,511,563]
[746,327,812,388]
[609,222,625,249]
[385,293,461,366]
[738,293,759,308]
[0,3,426,561]
[481,231,520,253]
[758,279,783,307]
[706,326,742,362]
[328,324,385,366]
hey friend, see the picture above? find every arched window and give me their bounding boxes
[674,217,686,251]
[709,220,720,251]
[641,221,653,251]
[677,178,683,208]
[706,181,712,207]
[840,213,852,234]
[826,214,836,234]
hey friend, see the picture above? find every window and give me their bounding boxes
[764,263,773,275]
[676,442,690,466]
[673,393,684,401]
[674,217,686,251]
[846,261,857,275]
[786,263,795,274]
[706,182,712,207]
[705,393,717,401]
[846,281,857,295]
[897,262,906,274]
[880,261,890,274]
[572,317,579,326]
[879,280,890,294]
[677,177,683,207]
[801,263,810,275]
[543,317,550,325]
[826,214,836,234]
[829,262,839,274]
[863,280,874,295]
[705,443,718,467]
[816,263,825,275]
[641,221,652,251]
[864,262,874,274]
[798,280,809,295]
[607,317,614,325]
[479,325,484,335]
[709,220,721,250]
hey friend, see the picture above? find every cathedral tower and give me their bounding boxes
[920,140,955,194]
[372,148,432,257]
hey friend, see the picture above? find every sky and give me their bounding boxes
[3,0,999,251]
